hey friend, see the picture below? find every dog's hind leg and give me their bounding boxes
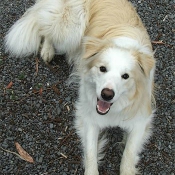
[41,38,55,63]
[38,0,88,63]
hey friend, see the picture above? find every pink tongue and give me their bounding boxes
[97,100,111,113]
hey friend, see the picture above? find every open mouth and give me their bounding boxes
[96,98,113,115]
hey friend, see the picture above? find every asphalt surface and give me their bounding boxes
[0,0,174,175]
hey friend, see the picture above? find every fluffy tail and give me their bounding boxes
[5,8,41,58]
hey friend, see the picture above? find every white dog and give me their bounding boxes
[5,0,156,174]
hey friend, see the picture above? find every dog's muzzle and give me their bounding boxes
[96,88,114,115]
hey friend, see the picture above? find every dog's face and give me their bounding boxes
[82,38,155,115]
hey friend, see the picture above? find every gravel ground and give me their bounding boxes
[0,0,174,174]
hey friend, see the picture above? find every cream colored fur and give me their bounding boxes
[5,0,156,175]
[85,0,151,47]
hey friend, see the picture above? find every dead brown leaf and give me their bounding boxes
[15,142,34,163]
[39,87,43,95]
[32,89,38,93]
[52,85,60,95]
[6,81,13,89]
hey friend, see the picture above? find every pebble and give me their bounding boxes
[6,137,13,141]
[50,123,54,129]
[38,156,44,163]
[2,143,8,149]
[18,128,22,131]
[65,97,71,101]
[56,105,61,115]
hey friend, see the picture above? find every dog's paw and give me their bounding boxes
[120,166,140,175]
[84,170,99,175]
[84,167,99,175]
[41,42,55,63]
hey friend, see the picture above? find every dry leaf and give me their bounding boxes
[32,89,38,93]
[39,87,43,95]
[15,142,34,163]
[6,81,13,89]
[52,85,60,95]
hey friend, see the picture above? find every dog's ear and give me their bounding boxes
[135,52,155,77]
[83,37,105,59]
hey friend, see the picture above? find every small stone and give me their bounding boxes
[44,115,48,120]
[65,97,71,101]
[38,156,44,163]
[18,128,22,132]
[50,123,54,129]
[56,106,61,115]
[2,143,8,149]
[7,137,13,141]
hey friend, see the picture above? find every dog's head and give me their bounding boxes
[81,37,155,115]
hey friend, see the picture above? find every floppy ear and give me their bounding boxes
[136,52,155,77]
[83,37,106,59]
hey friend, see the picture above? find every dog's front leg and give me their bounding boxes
[120,122,151,175]
[83,123,100,175]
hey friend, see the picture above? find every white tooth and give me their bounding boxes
[97,107,110,113]
[105,108,109,112]
[96,104,110,113]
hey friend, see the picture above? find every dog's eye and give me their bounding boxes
[121,73,129,79]
[100,66,107,72]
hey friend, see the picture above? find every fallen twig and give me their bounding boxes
[0,147,26,161]
[60,152,67,159]
[35,57,39,75]
[43,118,62,124]
[152,40,165,44]
[59,130,74,147]
[74,168,78,175]
[68,161,81,164]
[66,105,70,112]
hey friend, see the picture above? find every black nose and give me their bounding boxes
[101,88,115,101]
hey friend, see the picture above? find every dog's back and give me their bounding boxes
[86,0,151,49]
[5,0,152,63]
